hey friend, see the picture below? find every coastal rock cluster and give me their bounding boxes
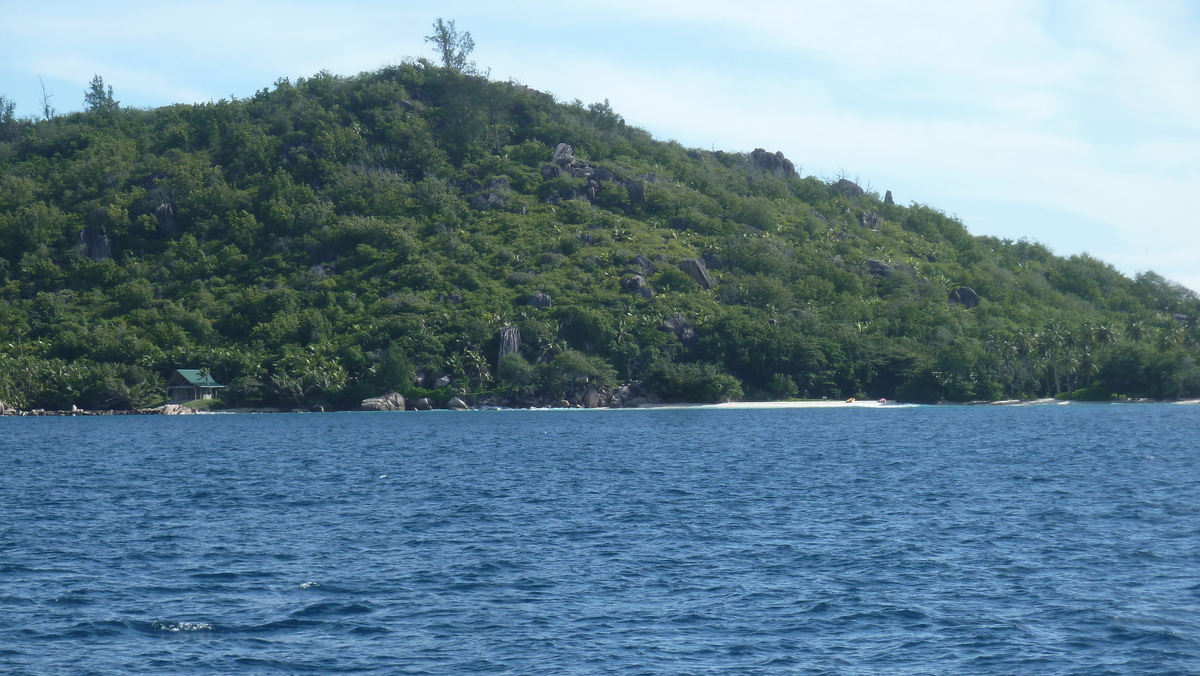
[349,380,670,412]
[361,392,406,411]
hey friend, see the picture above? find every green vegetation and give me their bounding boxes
[1,53,1198,409]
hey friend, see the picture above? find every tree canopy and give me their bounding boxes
[0,58,1196,410]
[425,18,477,74]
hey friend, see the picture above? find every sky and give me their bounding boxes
[2,0,1198,291]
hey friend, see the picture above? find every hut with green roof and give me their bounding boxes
[166,369,224,403]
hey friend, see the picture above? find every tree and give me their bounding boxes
[38,76,55,120]
[0,95,17,141]
[425,18,477,73]
[84,74,117,113]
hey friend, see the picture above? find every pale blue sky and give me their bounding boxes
[2,1,1198,291]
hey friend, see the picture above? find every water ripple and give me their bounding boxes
[1,405,1198,673]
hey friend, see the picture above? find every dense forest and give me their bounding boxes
[1,43,1198,410]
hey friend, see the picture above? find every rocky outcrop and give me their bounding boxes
[154,404,197,415]
[949,286,981,309]
[679,258,714,290]
[865,259,895,276]
[622,275,648,291]
[632,254,657,277]
[499,326,521,362]
[552,143,574,166]
[447,396,469,410]
[884,190,894,205]
[660,314,700,348]
[625,180,646,204]
[621,275,654,298]
[361,392,406,411]
[411,397,434,411]
[833,178,864,197]
[540,164,561,180]
[528,292,553,308]
[751,148,797,178]
[859,212,880,229]
[77,226,112,261]
[583,389,600,408]
[433,375,452,389]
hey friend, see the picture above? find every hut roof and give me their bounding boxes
[172,369,224,388]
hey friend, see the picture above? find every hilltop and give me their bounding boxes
[0,61,1197,410]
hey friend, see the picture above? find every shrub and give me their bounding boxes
[645,361,743,403]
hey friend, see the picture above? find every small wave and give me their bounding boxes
[48,595,92,606]
[291,601,374,617]
[151,620,213,632]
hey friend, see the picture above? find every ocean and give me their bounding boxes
[2,404,1197,674]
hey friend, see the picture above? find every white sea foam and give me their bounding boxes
[152,621,212,632]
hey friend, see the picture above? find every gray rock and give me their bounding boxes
[884,190,894,205]
[77,226,112,261]
[433,375,452,389]
[660,314,700,347]
[529,292,552,308]
[540,164,561,180]
[750,148,797,178]
[155,404,197,415]
[595,167,614,182]
[633,254,657,276]
[361,392,406,411]
[447,396,469,410]
[552,399,571,408]
[859,212,880,229]
[412,397,434,411]
[625,396,648,407]
[552,143,574,166]
[625,180,646,204]
[833,178,864,197]
[583,389,600,408]
[661,314,690,334]
[621,275,648,292]
[639,287,655,298]
[679,258,714,290]
[865,259,895,276]
[949,286,981,309]
[499,326,521,362]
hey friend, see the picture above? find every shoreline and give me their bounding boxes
[3,398,1198,417]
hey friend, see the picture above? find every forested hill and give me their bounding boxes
[1,62,1198,410]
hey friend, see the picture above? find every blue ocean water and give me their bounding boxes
[1,404,1198,674]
